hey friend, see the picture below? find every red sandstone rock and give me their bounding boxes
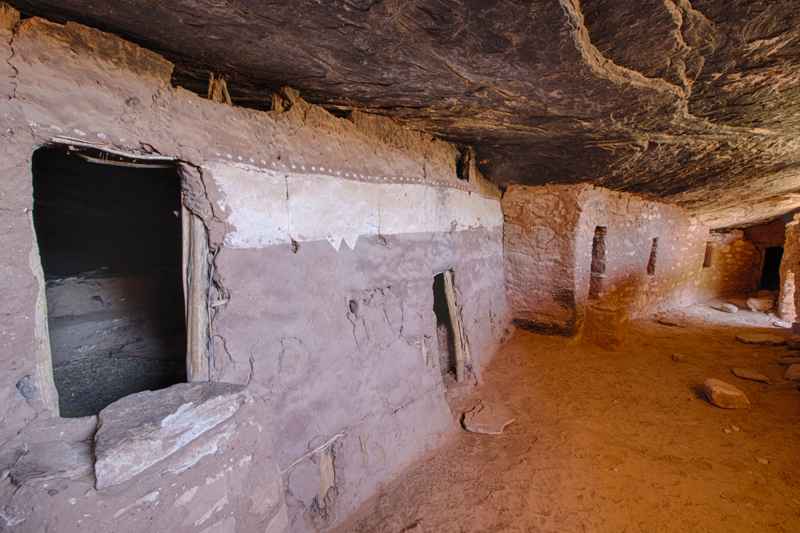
[712,303,739,314]
[735,333,787,346]
[462,402,515,435]
[731,368,770,384]
[703,379,751,409]
[16,1,800,228]
[747,296,775,313]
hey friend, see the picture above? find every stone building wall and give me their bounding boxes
[0,7,510,532]
[502,185,581,334]
[572,186,709,322]
[697,230,762,299]
[744,218,787,249]
[781,215,800,322]
[503,184,709,337]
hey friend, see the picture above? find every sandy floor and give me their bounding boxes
[337,303,800,532]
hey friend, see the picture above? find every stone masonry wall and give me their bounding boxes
[503,184,710,337]
[744,218,787,249]
[0,6,510,532]
[781,215,800,322]
[572,186,709,323]
[698,230,762,299]
[502,185,580,334]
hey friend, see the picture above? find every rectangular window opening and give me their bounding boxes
[589,226,607,299]
[433,272,456,380]
[432,270,469,383]
[647,237,658,276]
[33,145,187,418]
[455,147,471,181]
[703,242,713,268]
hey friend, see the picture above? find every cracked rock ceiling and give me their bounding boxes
[12,0,800,228]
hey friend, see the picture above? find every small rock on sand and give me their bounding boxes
[655,315,687,328]
[671,353,688,362]
[747,295,775,313]
[703,378,750,409]
[785,364,800,381]
[712,303,739,313]
[462,402,515,435]
[731,367,770,384]
[735,333,786,346]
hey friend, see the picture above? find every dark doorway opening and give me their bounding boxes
[760,246,783,291]
[433,272,456,380]
[703,242,714,268]
[647,237,658,276]
[589,226,607,299]
[33,146,186,418]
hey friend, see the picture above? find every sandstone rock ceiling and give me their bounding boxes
[12,0,800,227]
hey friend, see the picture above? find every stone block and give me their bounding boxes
[94,383,249,489]
[735,333,787,346]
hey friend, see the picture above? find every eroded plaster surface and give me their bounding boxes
[0,6,510,532]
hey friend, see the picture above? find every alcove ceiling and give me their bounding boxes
[12,0,800,228]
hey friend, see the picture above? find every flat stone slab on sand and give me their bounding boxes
[746,296,775,313]
[703,378,750,409]
[462,402,515,435]
[656,317,687,328]
[735,333,786,346]
[731,367,770,384]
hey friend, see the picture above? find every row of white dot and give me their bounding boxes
[214,152,471,190]
[33,123,472,191]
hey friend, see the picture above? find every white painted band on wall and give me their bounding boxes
[212,162,503,250]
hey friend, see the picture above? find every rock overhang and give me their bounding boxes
[8,0,800,227]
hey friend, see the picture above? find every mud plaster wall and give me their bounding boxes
[0,8,510,532]
[698,230,762,299]
[504,184,709,335]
